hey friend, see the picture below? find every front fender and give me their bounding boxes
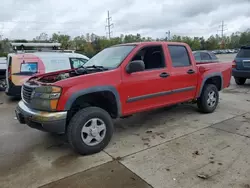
[63,86,122,116]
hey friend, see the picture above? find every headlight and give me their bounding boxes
[30,86,62,111]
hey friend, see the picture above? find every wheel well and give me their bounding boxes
[204,76,222,91]
[67,91,119,123]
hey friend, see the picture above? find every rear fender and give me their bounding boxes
[198,72,223,97]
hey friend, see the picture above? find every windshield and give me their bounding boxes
[84,45,136,68]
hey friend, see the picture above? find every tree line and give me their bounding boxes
[0,29,250,57]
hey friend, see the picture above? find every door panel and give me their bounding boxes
[169,67,197,103]
[167,45,198,103]
[120,68,172,115]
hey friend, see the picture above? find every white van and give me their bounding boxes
[6,51,89,96]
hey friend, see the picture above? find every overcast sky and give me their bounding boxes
[0,0,250,40]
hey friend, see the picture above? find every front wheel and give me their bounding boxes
[67,107,114,155]
[234,77,246,85]
[197,84,219,113]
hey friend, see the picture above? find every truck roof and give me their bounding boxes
[114,41,188,47]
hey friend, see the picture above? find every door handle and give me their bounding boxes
[159,72,170,78]
[187,69,195,74]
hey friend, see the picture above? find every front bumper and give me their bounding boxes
[232,68,250,78]
[15,101,67,134]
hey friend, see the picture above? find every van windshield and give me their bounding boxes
[84,45,136,68]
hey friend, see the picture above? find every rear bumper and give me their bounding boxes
[15,101,67,134]
[232,68,250,78]
[5,79,21,96]
[5,85,21,96]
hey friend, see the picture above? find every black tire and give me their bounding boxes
[197,84,219,113]
[234,77,246,85]
[67,106,114,155]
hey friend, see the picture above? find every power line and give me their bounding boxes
[105,11,113,39]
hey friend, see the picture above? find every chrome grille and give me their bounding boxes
[22,84,34,103]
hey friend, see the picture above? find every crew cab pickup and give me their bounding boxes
[15,42,232,155]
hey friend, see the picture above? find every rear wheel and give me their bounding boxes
[234,77,246,85]
[67,106,114,155]
[0,79,6,91]
[197,84,219,113]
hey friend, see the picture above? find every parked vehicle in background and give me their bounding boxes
[0,57,7,90]
[193,50,219,64]
[16,41,232,155]
[6,43,89,97]
[232,45,250,85]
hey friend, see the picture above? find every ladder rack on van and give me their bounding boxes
[10,43,75,53]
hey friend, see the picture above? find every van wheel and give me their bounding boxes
[0,79,6,91]
[234,77,246,85]
[67,107,114,155]
[197,84,219,113]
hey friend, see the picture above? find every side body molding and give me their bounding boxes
[64,86,122,116]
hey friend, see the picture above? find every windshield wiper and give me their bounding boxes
[80,65,108,70]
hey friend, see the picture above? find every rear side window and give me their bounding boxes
[200,52,211,61]
[168,45,191,67]
[209,53,218,60]
[236,48,250,58]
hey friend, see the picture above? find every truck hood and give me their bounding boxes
[28,67,110,84]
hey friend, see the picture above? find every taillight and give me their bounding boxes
[232,60,236,69]
[8,67,11,80]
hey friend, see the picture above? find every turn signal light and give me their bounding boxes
[50,99,59,111]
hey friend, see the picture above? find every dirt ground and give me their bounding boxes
[1,53,250,188]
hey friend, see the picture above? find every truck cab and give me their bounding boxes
[15,42,232,155]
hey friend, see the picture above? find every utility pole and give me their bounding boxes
[166,30,171,41]
[105,11,114,39]
[218,21,227,38]
[218,21,228,48]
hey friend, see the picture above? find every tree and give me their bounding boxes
[51,33,71,49]
[205,35,219,50]
[1,28,250,56]
[33,32,49,42]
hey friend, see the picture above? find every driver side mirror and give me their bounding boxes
[126,60,145,74]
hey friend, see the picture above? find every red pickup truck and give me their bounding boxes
[15,42,232,155]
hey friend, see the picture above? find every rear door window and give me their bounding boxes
[236,48,250,58]
[20,62,38,73]
[168,45,191,67]
[12,61,38,76]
